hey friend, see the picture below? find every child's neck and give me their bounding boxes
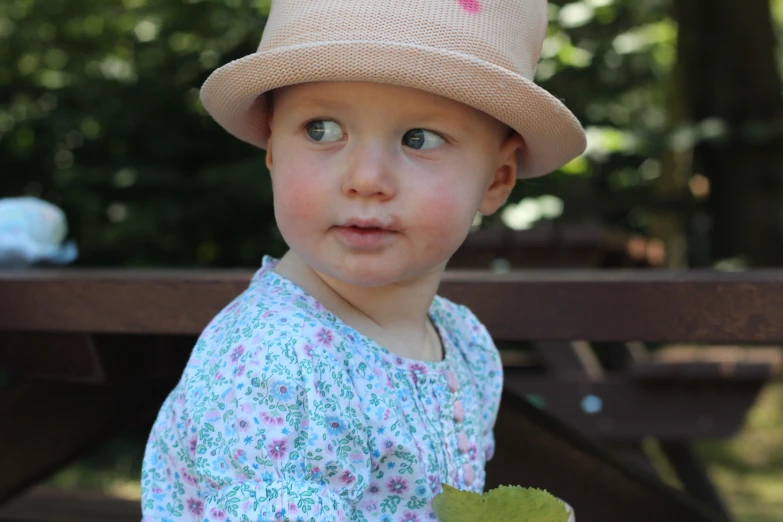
[273,250,445,362]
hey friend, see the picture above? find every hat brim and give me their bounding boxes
[200,40,586,179]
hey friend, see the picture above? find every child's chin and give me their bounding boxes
[331,268,401,288]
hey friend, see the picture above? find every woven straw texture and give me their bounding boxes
[200,0,587,178]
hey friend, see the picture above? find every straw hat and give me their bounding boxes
[200,0,587,178]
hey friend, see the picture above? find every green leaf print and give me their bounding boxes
[407,496,428,510]
[166,501,183,517]
[225,492,240,516]
[299,496,315,512]
[381,495,402,514]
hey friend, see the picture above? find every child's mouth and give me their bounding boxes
[334,225,397,249]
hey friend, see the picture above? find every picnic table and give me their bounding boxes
[1,268,782,521]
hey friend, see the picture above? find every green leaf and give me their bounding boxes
[484,486,570,522]
[431,484,485,522]
[433,484,570,522]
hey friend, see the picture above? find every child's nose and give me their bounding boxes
[340,145,397,200]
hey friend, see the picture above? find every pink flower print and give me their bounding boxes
[233,363,246,377]
[409,363,427,384]
[261,411,285,426]
[237,417,251,432]
[234,449,247,463]
[361,500,379,512]
[189,437,197,455]
[181,468,198,486]
[340,470,356,485]
[187,498,204,515]
[268,439,288,460]
[401,512,420,522]
[316,327,334,346]
[303,343,314,358]
[387,477,409,494]
[209,507,227,520]
[458,0,481,13]
[231,344,245,363]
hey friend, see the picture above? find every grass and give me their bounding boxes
[696,379,783,522]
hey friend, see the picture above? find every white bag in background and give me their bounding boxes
[0,196,78,268]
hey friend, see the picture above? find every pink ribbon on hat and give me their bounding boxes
[458,0,481,14]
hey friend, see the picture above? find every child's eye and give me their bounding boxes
[403,129,446,150]
[306,120,343,142]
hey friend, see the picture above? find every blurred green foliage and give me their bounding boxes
[1,0,281,267]
[0,0,681,267]
[2,0,783,267]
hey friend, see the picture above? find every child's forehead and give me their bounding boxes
[273,81,503,127]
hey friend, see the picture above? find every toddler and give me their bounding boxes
[141,0,585,520]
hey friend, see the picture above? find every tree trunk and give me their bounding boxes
[672,0,783,266]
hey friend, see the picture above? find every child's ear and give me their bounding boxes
[265,119,274,171]
[264,92,275,172]
[478,133,525,215]
[265,144,274,172]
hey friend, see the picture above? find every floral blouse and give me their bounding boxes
[141,256,503,522]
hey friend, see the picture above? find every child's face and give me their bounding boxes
[266,81,522,287]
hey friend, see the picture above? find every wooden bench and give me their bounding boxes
[2,269,783,521]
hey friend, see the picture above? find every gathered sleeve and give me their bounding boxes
[143,332,372,521]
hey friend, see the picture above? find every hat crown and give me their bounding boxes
[258,0,549,79]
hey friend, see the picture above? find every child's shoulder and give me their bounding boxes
[432,293,490,337]
[192,257,350,364]
[432,294,499,363]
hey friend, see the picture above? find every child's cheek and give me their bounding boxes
[273,161,330,235]
[415,187,475,253]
